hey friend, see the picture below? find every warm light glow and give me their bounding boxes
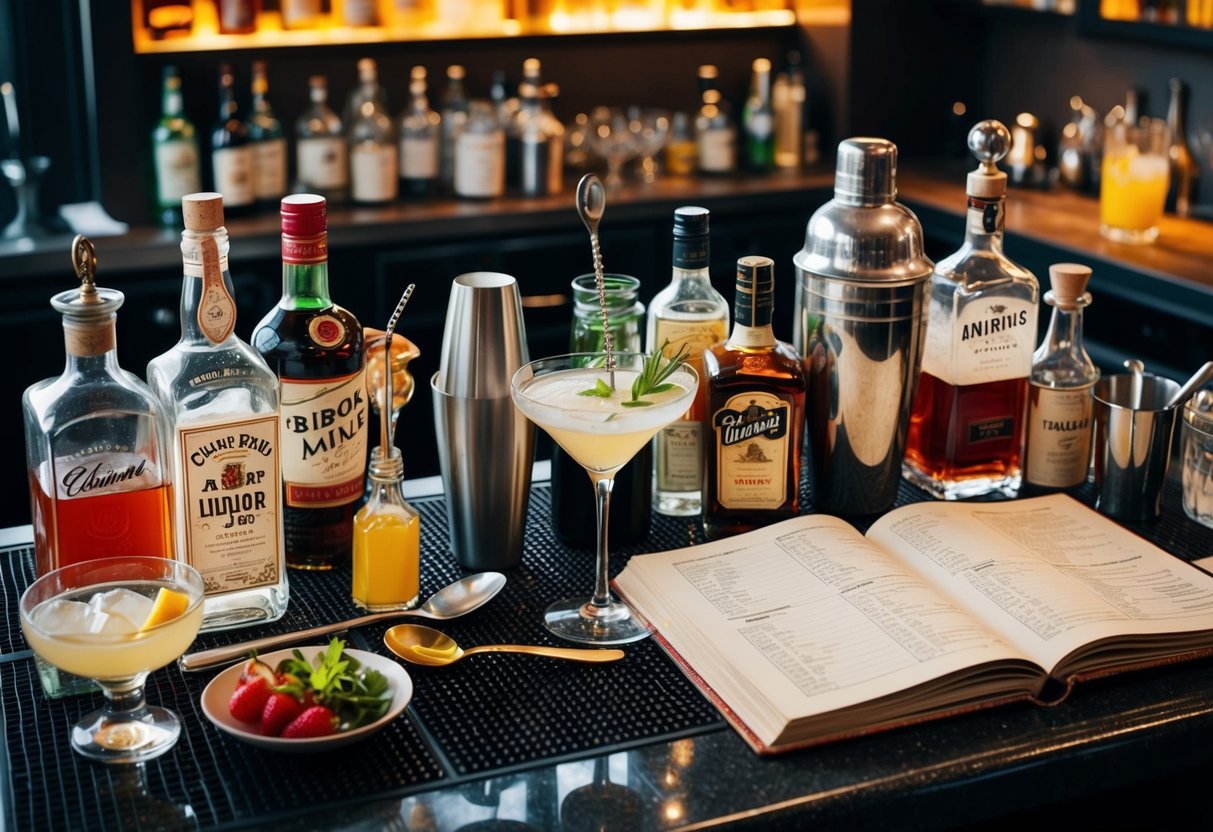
[663,800,685,822]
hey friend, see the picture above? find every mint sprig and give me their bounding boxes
[275,637,391,730]
[577,341,691,408]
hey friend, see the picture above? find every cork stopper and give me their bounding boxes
[1048,262,1093,310]
[966,120,1010,199]
[182,192,224,231]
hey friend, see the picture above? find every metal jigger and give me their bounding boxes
[2,82,51,240]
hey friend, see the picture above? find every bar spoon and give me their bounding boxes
[180,572,507,671]
[383,623,624,666]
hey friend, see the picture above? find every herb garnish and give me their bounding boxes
[577,340,691,408]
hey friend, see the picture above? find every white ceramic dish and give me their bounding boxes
[200,646,412,753]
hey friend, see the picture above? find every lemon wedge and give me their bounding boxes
[140,587,190,631]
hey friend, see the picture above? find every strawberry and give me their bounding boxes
[260,691,304,737]
[228,676,271,723]
[239,658,276,687]
[282,705,337,739]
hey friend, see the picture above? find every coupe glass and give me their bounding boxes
[586,107,639,190]
[628,107,671,184]
[20,557,205,763]
[512,352,698,644]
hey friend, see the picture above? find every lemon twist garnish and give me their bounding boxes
[140,587,190,631]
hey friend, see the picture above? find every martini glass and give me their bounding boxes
[20,557,205,763]
[511,352,697,645]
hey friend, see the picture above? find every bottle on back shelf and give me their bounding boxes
[1165,77,1198,217]
[439,65,470,192]
[398,66,441,198]
[773,50,805,170]
[647,206,729,516]
[665,111,697,176]
[517,74,563,197]
[695,65,736,176]
[703,256,805,540]
[742,58,775,174]
[295,75,348,201]
[151,64,201,226]
[903,120,1039,500]
[253,195,368,570]
[211,64,254,213]
[249,60,287,209]
[347,58,398,204]
[147,192,288,631]
[454,100,505,199]
[1023,263,1098,493]
[507,58,541,187]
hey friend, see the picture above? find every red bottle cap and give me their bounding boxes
[280,194,327,237]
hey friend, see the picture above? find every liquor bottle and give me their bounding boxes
[249,61,287,208]
[1165,77,1197,217]
[151,65,201,226]
[144,0,193,39]
[507,58,542,187]
[23,236,174,576]
[295,75,348,201]
[282,0,323,28]
[665,111,697,176]
[454,100,505,199]
[338,0,379,26]
[647,206,729,516]
[518,77,563,197]
[773,51,805,170]
[1023,263,1098,492]
[217,0,257,34]
[742,58,775,173]
[903,121,1039,500]
[398,66,441,198]
[439,65,470,192]
[551,275,651,549]
[210,64,254,213]
[703,256,805,540]
[695,65,736,176]
[147,193,288,630]
[253,195,368,569]
[347,58,398,204]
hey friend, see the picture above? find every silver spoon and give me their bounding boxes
[1166,360,1213,410]
[576,172,615,388]
[384,623,624,667]
[179,572,507,671]
[1124,359,1145,409]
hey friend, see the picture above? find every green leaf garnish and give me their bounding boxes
[574,340,691,410]
[578,378,614,398]
[271,637,392,731]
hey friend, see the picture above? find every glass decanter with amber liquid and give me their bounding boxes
[904,121,1039,500]
[22,237,174,576]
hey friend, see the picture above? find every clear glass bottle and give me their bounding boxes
[904,121,1040,500]
[253,195,368,570]
[518,77,563,197]
[774,50,805,170]
[1165,77,1197,217]
[1024,264,1098,492]
[147,192,288,631]
[454,100,505,199]
[295,75,348,202]
[439,65,470,192]
[703,256,805,540]
[742,58,775,173]
[647,206,729,516]
[551,275,651,548]
[151,65,201,227]
[695,65,736,176]
[347,58,398,204]
[249,60,287,209]
[23,236,174,577]
[507,58,542,187]
[210,64,254,213]
[398,66,441,198]
[352,446,420,611]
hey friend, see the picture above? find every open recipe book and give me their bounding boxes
[614,494,1213,754]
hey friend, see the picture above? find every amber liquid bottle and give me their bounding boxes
[253,195,367,569]
[703,256,805,540]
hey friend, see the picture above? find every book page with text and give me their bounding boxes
[867,494,1213,673]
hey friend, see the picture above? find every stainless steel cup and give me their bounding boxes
[433,272,534,569]
[1092,373,1181,523]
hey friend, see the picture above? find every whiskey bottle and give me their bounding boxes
[347,58,398,204]
[439,65,470,192]
[695,65,736,176]
[1023,264,1098,492]
[295,75,348,202]
[151,65,201,226]
[904,121,1039,500]
[147,193,288,630]
[253,195,368,569]
[703,256,805,540]
[1165,77,1197,217]
[249,61,287,209]
[398,67,440,198]
[647,206,729,516]
[23,236,174,576]
[210,64,254,213]
[742,58,775,173]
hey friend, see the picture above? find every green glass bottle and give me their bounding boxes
[151,65,201,226]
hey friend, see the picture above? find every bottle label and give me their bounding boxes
[154,140,201,206]
[282,231,327,265]
[351,143,398,202]
[194,237,237,344]
[698,128,735,173]
[254,137,288,200]
[672,237,708,270]
[280,371,368,508]
[401,135,439,179]
[711,391,790,510]
[1026,383,1095,487]
[747,112,773,140]
[308,314,346,348]
[47,452,164,500]
[212,145,255,206]
[178,415,282,595]
[921,294,1037,387]
[656,420,703,493]
[297,137,348,190]
[455,131,505,197]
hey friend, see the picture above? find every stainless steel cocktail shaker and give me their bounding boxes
[794,138,933,515]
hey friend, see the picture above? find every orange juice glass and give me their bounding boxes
[1100,122,1171,245]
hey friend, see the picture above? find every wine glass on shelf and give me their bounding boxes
[19,556,205,763]
[628,107,671,184]
[586,107,639,190]
[511,351,698,645]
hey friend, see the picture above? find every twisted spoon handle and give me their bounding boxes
[465,645,625,662]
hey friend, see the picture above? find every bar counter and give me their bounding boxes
[3,464,1213,831]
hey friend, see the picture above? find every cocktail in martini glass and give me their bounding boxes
[512,351,697,645]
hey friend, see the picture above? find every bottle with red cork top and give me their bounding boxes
[254,194,368,570]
